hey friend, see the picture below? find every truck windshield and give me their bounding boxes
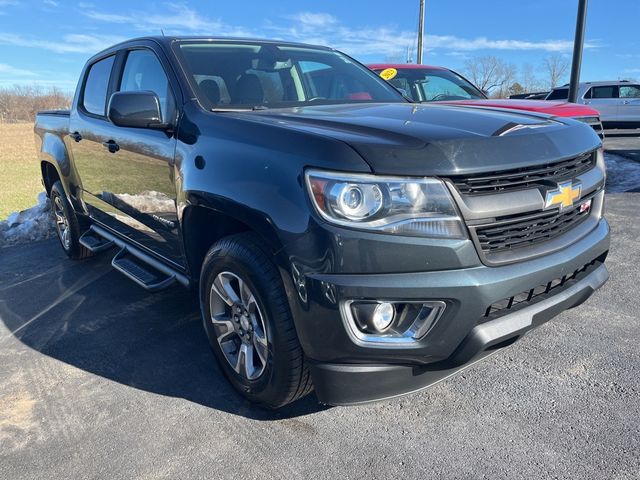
[374,68,486,102]
[174,41,406,110]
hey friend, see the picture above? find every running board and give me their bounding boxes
[112,248,176,292]
[79,230,115,253]
[87,225,190,291]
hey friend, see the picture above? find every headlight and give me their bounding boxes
[305,169,467,239]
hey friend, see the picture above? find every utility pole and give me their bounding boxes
[568,0,588,103]
[417,0,425,64]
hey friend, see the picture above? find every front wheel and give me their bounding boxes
[200,233,313,408]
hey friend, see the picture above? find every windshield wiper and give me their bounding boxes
[211,105,269,112]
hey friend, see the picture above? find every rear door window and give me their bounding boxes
[546,88,568,100]
[619,85,640,98]
[82,55,115,116]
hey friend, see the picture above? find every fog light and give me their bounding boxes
[371,302,395,332]
[344,300,447,346]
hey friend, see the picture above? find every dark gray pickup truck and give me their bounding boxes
[35,36,609,408]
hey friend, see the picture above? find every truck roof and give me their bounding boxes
[92,35,334,57]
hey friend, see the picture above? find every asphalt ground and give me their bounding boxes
[0,194,639,480]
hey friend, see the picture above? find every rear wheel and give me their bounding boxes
[50,181,92,260]
[200,233,313,408]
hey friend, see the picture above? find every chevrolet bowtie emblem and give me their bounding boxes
[544,181,582,210]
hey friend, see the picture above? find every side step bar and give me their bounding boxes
[88,225,190,291]
[79,230,115,253]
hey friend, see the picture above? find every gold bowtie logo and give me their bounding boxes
[545,181,582,210]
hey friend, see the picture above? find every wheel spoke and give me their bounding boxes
[253,333,268,365]
[239,278,252,307]
[243,343,255,379]
[62,227,70,247]
[212,273,241,306]
[234,343,248,375]
[212,317,236,344]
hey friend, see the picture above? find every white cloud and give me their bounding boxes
[0,32,125,54]
[84,11,132,23]
[0,63,37,76]
[43,0,59,6]
[82,3,254,37]
[287,12,338,28]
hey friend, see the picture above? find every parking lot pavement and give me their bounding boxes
[0,195,638,480]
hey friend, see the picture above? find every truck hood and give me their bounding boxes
[436,99,600,118]
[242,102,601,176]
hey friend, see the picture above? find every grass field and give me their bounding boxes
[0,123,42,220]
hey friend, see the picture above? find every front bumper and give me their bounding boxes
[284,218,610,405]
[310,263,608,405]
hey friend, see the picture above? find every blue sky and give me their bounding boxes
[0,0,638,92]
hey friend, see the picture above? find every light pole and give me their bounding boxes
[568,0,588,103]
[417,0,425,64]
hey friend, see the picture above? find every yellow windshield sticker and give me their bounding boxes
[379,68,398,81]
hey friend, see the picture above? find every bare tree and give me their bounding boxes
[463,55,516,98]
[520,63,544,93]
[542,54,570,90]
[0,85,71,123]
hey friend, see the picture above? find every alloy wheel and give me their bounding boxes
[209,271,269,380]
[53,195,71,250]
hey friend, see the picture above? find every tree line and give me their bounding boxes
[0,85,72,123]
[463,53,570,98]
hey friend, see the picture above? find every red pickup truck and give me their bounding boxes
[369,64,604,138]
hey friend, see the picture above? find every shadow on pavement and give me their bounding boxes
[0,239,328,421]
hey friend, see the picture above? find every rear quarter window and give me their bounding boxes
[82,55,115,116]
[546,88,568,101]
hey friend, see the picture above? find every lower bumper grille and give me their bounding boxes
[482,255,605,322]
[473,191,596,254]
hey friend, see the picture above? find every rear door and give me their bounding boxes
[618,84,640,123]
[70,43,183,266]
[583,85,619,122]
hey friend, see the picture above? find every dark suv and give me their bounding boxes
[35,37,609,408]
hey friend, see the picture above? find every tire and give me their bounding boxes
[200,232,313,408]
[50,181,92,260]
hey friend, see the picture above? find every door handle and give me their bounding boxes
[70,131,82,142]
[622,100,630,105]
[102,140,120,153]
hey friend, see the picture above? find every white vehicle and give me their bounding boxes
[546,80,640,128]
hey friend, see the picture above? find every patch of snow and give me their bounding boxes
[0,192,55,247]
[0,190,175,247]
[604,153,640,193]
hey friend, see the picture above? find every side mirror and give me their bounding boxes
[107,91,168,129]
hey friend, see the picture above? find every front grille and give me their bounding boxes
[450,150,596,195]
[473,192,595,254]
[481,255,604,322]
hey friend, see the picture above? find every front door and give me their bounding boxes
[69,47,182,266]
[584,85,619,123]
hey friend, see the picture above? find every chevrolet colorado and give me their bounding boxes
[35,37,610,408]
